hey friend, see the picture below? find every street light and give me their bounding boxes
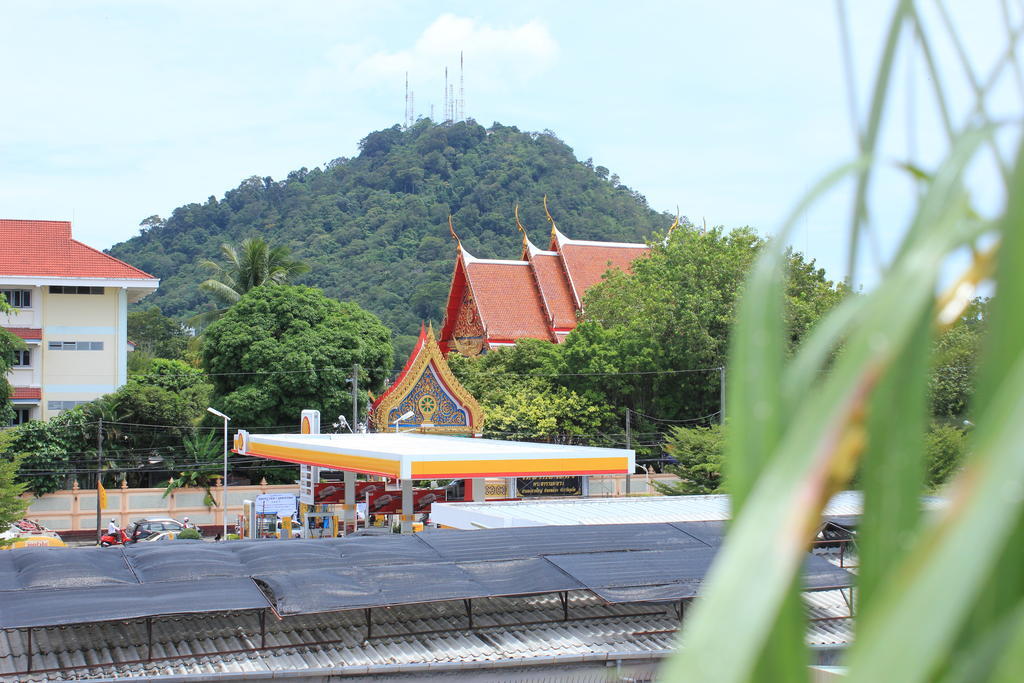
[393,410,415,433]
[206,407,231,540]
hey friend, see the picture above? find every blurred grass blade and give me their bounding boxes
[846,0,911,282]
[726,160,864,506]
[844,135,1024,682]
[856,306,929,611]
[664,129,989,682]
[845,353,1024,682]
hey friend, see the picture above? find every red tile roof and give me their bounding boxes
[440,228,651,353]
[10,387,41,400]
[465,261,552,342]
[529,253,578,329]
[0,219,155,279]
[558,242,649,302]
[2,327,42,340]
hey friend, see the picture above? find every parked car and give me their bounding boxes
[127,517,200,541]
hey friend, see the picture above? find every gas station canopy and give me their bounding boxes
[233,432,635,480]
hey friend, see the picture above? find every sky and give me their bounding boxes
[1,1,1018,288]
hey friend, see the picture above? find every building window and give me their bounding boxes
[47,341,104,351]
[12,349,30,366]
[1,289,31,308]
[47,400,89,412]
[9,408,31,426]
[48,286,104,295]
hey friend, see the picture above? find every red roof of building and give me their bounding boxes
[557,241,650,304]
[465,260,553,342]
[0,220,155,279]
[2,327,42,340]
[440,224,650,352]
[10,387,41,400]
[528,252,578,329]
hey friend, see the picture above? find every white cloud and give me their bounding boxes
[313,15,558,96]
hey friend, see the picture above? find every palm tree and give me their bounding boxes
[193,238,310,326]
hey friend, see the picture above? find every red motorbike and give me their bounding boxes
[99,528,131,547]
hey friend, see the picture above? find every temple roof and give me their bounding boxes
[440,212,652,353]
[464,259,552,342]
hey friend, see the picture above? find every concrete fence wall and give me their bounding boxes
[22,472,678,532]
[21,479,285,532]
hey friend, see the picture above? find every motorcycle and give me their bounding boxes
[99,524,156,547]
[99,528,131,547]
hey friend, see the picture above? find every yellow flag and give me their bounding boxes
[98,480,107,509]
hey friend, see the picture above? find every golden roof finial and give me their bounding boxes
[448,215,461,246]
[543,195,557,241]
[515,204,530,257]
[667,206,681,238]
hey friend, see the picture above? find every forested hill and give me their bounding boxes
[108,120,672,354]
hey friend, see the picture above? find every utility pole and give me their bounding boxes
[95,418,103,543]
[624,409,631,496]
[351,364,359,433]
[720,366,726,423]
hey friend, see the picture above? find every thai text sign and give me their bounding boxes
[517,476,583,497]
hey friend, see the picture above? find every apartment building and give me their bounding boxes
[2,219,159,424]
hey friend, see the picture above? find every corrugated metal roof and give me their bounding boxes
[0,590,852,680]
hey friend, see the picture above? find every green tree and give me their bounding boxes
[0,407,94,496]
[195,237,310,325]
[482,385,617,445]
[924,423,967,489]
[928,297,987,421]
[127,306,190,360]
[201,285,393,428]
[577,226,847,423]
[654,424,726,495]
[0,455,29,543]
[162,430,222,507]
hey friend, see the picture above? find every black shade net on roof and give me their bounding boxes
[0,523,853,630]
[261,557,587,616]
[0,578,272,629]
[415,522,709,561]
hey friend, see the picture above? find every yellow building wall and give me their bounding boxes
[41,288,120,419]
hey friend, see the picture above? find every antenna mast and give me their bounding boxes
[404,73,412,129]
[459,51,465,121]
[444,67,449,122]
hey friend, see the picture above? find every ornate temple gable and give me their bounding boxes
[451,285,485,356]
[370,324,484,435]
[439,248,488,356]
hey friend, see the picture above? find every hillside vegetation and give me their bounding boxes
[109,120,672,355]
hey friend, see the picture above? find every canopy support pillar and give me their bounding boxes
[26,627,32,672]
[559,592,569,621]
[400,479,414,534]
[146,618,153,662]
[343,470,356,536]
[260,609,267,648]
[364,608,373,641]
[464,599,474,629]
[468,478,486,502]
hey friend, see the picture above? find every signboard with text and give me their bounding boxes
[516,476,584,497]
[367,489,447,514]
[314,481,389,504]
